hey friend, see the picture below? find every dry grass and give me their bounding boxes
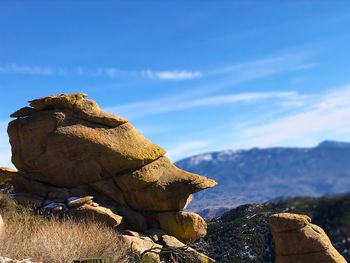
[0,194,131,263]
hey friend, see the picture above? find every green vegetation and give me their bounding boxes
[200,194,350,263]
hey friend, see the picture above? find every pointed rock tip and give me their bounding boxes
[195,176,217,189]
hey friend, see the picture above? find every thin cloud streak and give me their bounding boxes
[0,63,55,75]
[141,70,202,80]
[107,91,304,118]
[0,48,314,82]
[231,85,350,149]
[0,63,202,81]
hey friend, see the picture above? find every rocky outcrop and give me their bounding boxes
[5,93,217,261]
[269,213,347,263]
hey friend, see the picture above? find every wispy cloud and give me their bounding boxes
[106,91,305,118]
[211,51,317,80]
[0,63,55,75]
[0,63,202,81]
[96,68,202,80]
[231,85,350,149]
[141,70,202,80]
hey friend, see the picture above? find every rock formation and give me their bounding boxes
[5,93,217,261]
[269,213,346,263]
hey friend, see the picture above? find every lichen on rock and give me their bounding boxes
[5,93,217,262]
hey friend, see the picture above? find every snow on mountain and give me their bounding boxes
[175,140,350,213]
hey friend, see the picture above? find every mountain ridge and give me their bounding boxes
[175,140,350,213]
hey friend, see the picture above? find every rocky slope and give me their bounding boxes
[200,194,350,262]
[176,141,350,212]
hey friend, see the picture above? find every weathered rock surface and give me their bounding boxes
[8,111,165,187]
[5,93,217,260]
[156,211,207,243]
[269,213,346,263]
[116,156,217,212]
[67,203,122,228]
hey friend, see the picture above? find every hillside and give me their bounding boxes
[199,194,350,262]
[176,140,350,212]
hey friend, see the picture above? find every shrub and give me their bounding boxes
[0,194,130,263]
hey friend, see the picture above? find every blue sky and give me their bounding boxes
[1,1,350,166]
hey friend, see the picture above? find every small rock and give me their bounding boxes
[120,234,162,262]
[68,204,122,228]
[155,211,207,243]
[67,196,94,208]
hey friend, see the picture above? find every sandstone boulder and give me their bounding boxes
[115,156,216,212]
[67,196,94,208]
[156,211,207,243]
[8,95,166,187]
[269,213,346,263]
[5,93,217,261]
[68,204,122,229]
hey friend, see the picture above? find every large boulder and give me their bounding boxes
[5,93,217,261]
[155,211,207,243]
[115,156,217,212]
[269,213,346,263]
[8,94,166,187]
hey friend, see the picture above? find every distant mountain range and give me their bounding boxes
[175,140,350,213]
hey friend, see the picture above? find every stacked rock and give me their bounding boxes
[6,94,217,261]
[269,213,346,263]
